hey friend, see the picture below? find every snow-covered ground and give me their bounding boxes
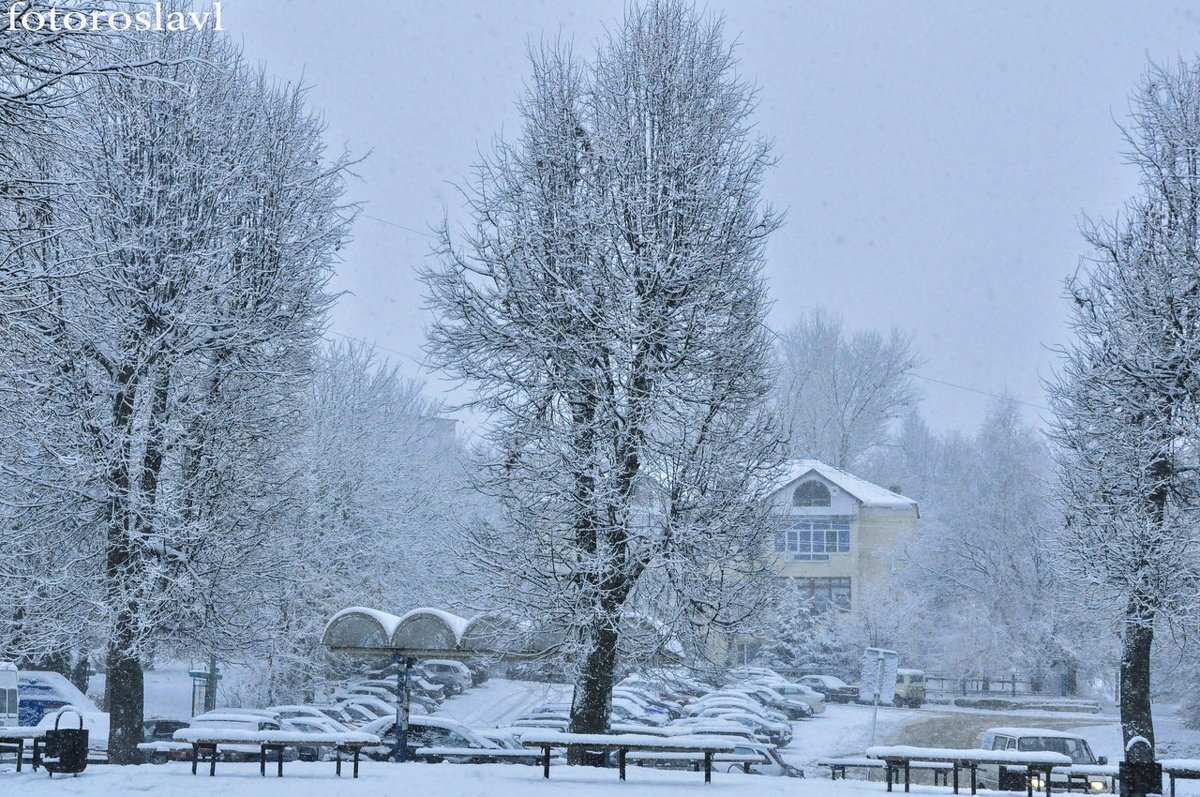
[16,670,1200,793]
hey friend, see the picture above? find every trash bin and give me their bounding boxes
[1118,759,1162,797]
[41,708,88,777]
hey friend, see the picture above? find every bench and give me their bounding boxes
[867,744,1071,797]
[1060,764,1119,794]
[414,746,547,763]
[623,750,765,774]
[519,731,737,783]
[820,756,953,786]
[1160,760,1200,797]
[172,728,379,778]
[0,727,46,773]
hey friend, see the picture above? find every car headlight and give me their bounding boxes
[1030,775,1044,790]
[1090,780,1105,792]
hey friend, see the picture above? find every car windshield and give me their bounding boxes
[1016,736,1095,764]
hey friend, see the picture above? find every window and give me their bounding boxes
[790,577,851,610]
[793,480,831,506]
[774,516,851,560]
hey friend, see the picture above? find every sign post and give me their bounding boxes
[859,647,899,746]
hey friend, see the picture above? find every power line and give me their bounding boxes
[909,372,1049,412]
[359,212,437,240]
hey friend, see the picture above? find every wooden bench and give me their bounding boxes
[0,727,46,773]
[520,731,737,783]
[820,756,953,786]
[173,728,379,778]
[1160,760,1200,797]
[623,750,764,774]
[867,744,1071,797]
[414,746,547,763]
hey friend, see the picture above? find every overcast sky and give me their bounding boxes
[223,1,1200,434]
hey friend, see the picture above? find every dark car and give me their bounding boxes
[799,674,858,704]
[142,718,190,764]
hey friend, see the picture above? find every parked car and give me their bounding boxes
[360,715,499,761]
[417,660,473,695]
[464,660,491,687]
[745,678,826,714]
[184,712,297,763]
[281,715,353,761]
[717,740,804,778]
[977,727,1109,792]
[893,669,926,708]
[141,718,190,764]
[798,674,858,704]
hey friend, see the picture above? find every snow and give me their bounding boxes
[324,606,404,639]
[518,731,737,750]
[396,607,470,640]
[778,460,917,509]
[173,728,379,745]
[0,759,961,796]
[865,744,1071,765]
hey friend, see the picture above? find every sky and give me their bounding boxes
[221,1,1200,434]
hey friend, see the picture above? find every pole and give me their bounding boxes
[392,654,403,762]
[870,652,884,746]
[394,657,412,763]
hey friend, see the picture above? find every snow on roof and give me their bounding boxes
[777,459,918,511]
[396,607,469,639]
[325,606,404,638]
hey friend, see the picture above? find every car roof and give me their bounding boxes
[986,727,1088,740]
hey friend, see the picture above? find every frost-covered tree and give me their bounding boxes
[775,307,920,470]
[424,0,784,746]
[0,29,351,762]
[1047,60,1200,761]
[754,581,852,678]
[243,342,474,705]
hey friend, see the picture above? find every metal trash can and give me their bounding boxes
[1119,759,1162,797]
[41,708,88,777]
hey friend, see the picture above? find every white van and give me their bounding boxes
[0,662,17,727]
[978,727,1110,792]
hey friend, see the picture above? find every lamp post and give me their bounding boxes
[392,654,413,762]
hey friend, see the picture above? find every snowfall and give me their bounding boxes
[6,669,1200,795]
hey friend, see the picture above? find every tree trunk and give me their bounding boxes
[568,618,619,765]
[204,655,218,713]
[104,618,144,765]
[1120,598,1155,762]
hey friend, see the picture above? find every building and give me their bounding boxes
[768,459,919,614]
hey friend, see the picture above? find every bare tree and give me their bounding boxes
[424,0,784,746]
[1047,60,1200,762]
[775,307,920,470]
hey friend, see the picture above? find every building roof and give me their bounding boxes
[778,459,918,512]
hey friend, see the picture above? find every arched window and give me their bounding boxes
[793,480,831,507]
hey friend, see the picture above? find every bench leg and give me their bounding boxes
[354,748,360,779]
[971,764,977,795]
[887,762,894,792]
[953,763,960,794]
[192,744,198,776]
[905,761,911,793]
[335,748,342,777]
[543,745,551,779]
[704,752,712,784]
[260,747,266,777]
[277,746,284,778]
[209,745,217,777]
[618,748,626,781]
[15,740,22,773]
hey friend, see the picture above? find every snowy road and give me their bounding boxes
[435,678,572,727]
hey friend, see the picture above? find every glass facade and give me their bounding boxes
[774,515,852,560]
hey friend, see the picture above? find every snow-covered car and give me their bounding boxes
[723,684,813,720]
[977,727,1110,793]
[281,715,355,761]
[798,674,857,704]
[717,740,804,778]
[752,680,826,714]
[182,712,297,763]
[418,660,473,694]
[360,715,499,761]
[141,718,190,763]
